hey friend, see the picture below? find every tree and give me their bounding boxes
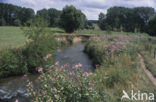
[37,9,49,21]
[98,12,107,30]
[48,8,61,27]
[147,15,156,36]
[0,3,35,26]
[60,5,86,33]
[14,19,21,26]
[133,7,155,32]
[0,17,6,26]
[84,21,95,29]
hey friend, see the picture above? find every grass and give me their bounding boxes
[84,34,156,101]
[0,26,27,50]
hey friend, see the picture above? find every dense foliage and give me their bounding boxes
[0,17,57,78]
[37,8,61,27]
[98,6,155,33]
[60,5,86,33]
[147,15,156,36]
[0,3,35,26]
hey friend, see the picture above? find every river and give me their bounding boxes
[0,43,93,102]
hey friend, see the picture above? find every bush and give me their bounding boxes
[27,63,104,102]
[60,5,86,33]
[22,34,57,73]
[0,48,27,78]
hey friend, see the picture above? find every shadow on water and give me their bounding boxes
[0,43,93,102]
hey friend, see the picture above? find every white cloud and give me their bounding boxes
[2,0,156,20]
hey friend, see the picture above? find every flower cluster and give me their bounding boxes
[26,62,101,102]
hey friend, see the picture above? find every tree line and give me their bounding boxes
[0,3,156,35]
[98,6,156,35]
[0,3,94,30]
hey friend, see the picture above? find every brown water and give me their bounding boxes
[0,43,93,102]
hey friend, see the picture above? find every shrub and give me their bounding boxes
[22,34,57,73]
[27,63,104,102]
[60,5,86,33]
[21,17,49,41]
[0,48,27,78]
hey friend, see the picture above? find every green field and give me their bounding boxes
[0,26,147,50]
[0,26,27,49]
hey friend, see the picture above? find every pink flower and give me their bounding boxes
[44,54,52,61]
[15,99,19,102]
[36,67,43,73]
[95,64,99,67]
[69,72,73,75]
[60,66,65,71]
[22,74,27,80]
[83,72,93,77]
[27,81,33,88]
[64,63,70,68]
[55,61,59,66]
[89,84,95,89]
[42,91,47,95]
[73,63,82,69]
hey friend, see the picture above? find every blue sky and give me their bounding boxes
[1,0,156,20]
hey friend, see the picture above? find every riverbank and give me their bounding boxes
[0,43,94,102]
[84,34,156,101]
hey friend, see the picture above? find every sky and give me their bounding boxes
[1,0,156,20]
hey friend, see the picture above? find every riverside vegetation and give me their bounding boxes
[1,3,156,102]
[1,26,156,101]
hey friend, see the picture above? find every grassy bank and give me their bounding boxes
[84,34,156,101]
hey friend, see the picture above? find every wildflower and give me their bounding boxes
[55,61,59,66]
[83,72,92,77]
[15,99,19,102]
[36,67,43,73]
[64,63,70,67]
[73,63,82,69]
[69,72,73,75]
[27,81,33,88]
[89,84,95,89]
[42,91,47,95]
[44,54,52,61]
[95,64,99,67]
[54,94,59,99]
[22,74,27,80]
[60,66,64,71]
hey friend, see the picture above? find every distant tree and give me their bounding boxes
[0,18,6,26]
[0,3,35,26]
[37,9,49,21]
[147,15,156,36]
[19,8,35,25]
[48,8,61,27]
[60,5,86,33]
[98,12,107,30]
[14,19,21,26]
[84,21,95,29]
[133,7,155,32]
